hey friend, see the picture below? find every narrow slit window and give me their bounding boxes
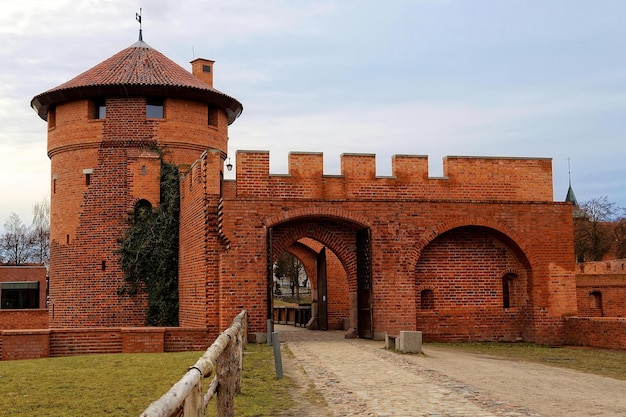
[502,274,516,309]
[208,106,218,127]
[48,107,56,129]
[83,169,93,186]
[102,260,106,271]
[420,289,434,310]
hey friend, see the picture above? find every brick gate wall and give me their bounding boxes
[179,150,577,344]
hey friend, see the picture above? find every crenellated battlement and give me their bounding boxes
[224,150,554,202]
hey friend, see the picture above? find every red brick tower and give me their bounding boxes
[31,39,242,327]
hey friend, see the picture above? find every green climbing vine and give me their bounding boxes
[118,159,180,326]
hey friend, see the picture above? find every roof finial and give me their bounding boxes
[136,8,143,41]
[565,157,579,206]
[568,157,572,186]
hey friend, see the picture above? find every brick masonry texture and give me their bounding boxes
[179,149,578,345]
[0,328,210,360]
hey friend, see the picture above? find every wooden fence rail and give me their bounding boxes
[140,310,247,417]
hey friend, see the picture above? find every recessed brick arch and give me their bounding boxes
[413,222,534,342]
[265,206,372,229]
[271,221,360,288]
[410,216,534,273]
[284,240,320,288]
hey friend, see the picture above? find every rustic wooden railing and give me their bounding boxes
[140,310,247,417]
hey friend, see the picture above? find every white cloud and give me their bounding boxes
[2,0,626,229]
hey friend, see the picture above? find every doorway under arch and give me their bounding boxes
[268,216,373,338]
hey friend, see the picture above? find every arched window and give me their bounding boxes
[589,291,603,316]
[420,289,434,310]
[134,200,153,222]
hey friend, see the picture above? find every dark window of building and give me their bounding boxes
[85,173,91,186]
[141,165,146,176]
[48,107,56,129]
[502,274,516,308]
[1,282,40,309]
[420,289,434,310]
[53,178,57,194]
[134,200,153,221]
[208,106,218,127]
[590,291,603,314]
[92,98,106,119]
[102,260,106,271]
[146,98,164,118]
[202,65,211,73]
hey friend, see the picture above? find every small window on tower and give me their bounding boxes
[83,169,93,186]
[48,107,56,129]
[208,106,218,127]
[146,98,164,118]
[92,98,106,119]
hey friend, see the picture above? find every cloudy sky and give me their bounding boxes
[1,0,625,228]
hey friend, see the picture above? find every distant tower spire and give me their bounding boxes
[565,157,579,206]
[136,8,143,41]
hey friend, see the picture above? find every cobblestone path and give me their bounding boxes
[280,328,542,417]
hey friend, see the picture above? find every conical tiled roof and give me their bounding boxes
[31,40,242,124]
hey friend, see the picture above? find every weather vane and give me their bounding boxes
[136,8,143,41]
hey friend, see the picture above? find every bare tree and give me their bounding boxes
[274,252,305,302]
[29,198,50,266]
[0,213,32,265]
[615,218,626,259]
[575,196,622,262]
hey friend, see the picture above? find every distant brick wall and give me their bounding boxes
[0,310,48,330]
[575,260,626,318]
[1,330,50,360]
[0,265,47,310]
[564,317,626,350]
[0,327,211,361]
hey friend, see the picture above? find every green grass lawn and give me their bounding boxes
[3,340,625,416]
[429,342,626,380]
[0,344,292,417]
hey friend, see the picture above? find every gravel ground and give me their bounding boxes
[275,326,626,417]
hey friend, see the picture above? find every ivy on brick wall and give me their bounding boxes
[118,160,179,326]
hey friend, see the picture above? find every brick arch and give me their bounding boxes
[264,206,372,229]
[271,222,359,290]
[284,241,320,289]
[127,197,157,216]
[410,217,535,273]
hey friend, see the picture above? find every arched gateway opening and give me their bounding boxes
[268,216,373,338]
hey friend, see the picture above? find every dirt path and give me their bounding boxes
[416,345,626,417]
[277,327,626,416]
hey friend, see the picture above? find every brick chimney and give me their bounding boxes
[191,58,214,87]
